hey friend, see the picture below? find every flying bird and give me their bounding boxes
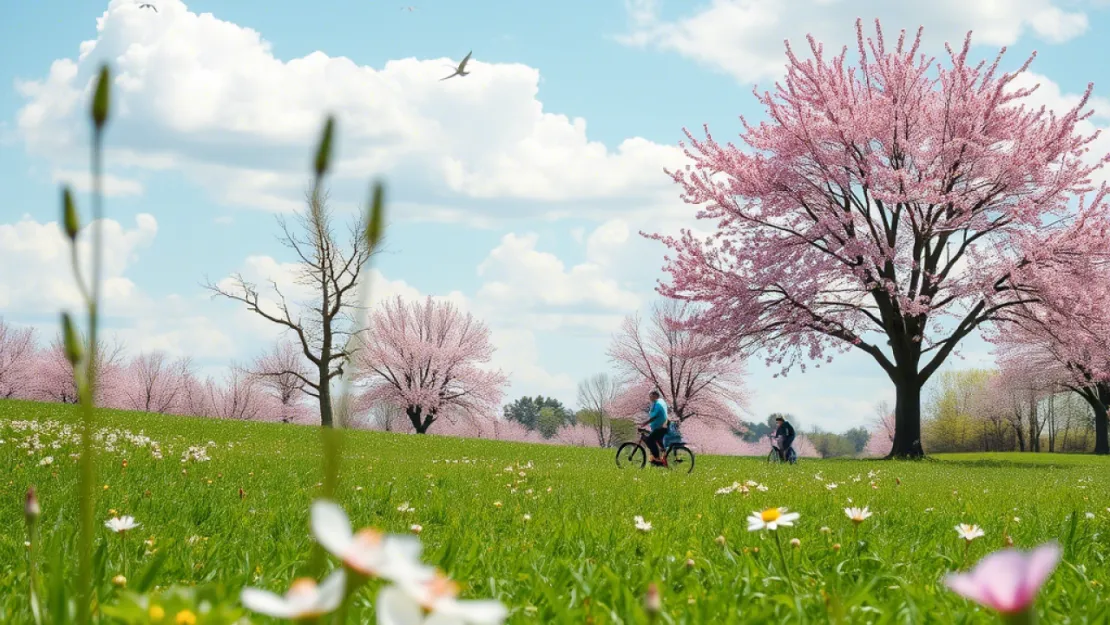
[139,3,157,10]
[400,5,416,10]
[440,51,472,81]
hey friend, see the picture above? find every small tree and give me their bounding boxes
[205,190,378,428]
[204,368,267,421]
[356,296,508,434]
[576,373,623,447]
[609,299,749,428]
[0,319,37,399]
[32,335,124,405]
[250,340,311,423]
[115,351,194,414]
[503,396,574,432]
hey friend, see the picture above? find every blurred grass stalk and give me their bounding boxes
[61,63,111,623]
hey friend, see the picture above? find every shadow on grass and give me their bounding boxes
[933,458,1074,470]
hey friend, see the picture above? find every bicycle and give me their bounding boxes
[767,435,798,464]
[615,422,695,473]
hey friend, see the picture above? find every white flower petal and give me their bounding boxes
[315,569,348,613]
[377,586,424,625]
[241,588,295,618]
[436,599,509,625]
[312,500,354,557]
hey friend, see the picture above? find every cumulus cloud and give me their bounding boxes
[16,0,688,222]
[619,0,1092,84]
[51,169,144,197]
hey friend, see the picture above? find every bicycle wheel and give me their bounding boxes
[767,449,781,464]
[616,442,647,469]
[666,445,695,473]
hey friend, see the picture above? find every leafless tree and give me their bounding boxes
[204,368,265,421]
[577,373,621,447]
[204,190,379,427]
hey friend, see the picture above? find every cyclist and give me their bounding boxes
[639,390,670,467]
[773,415,796,462]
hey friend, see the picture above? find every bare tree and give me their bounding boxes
[576,373,621,447]
[204,190,378,427]
[249,340,310,423]
[204,368,266,421]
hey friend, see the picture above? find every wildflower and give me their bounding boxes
[715,535,727,546]
[685,558,695,569]
[493,501,502,509]
[745,480,758,487]
[634,516,652,532]
[825,483,838,491]
[105,516,140,534]
[845,507,872,524]
[175,610,197,625]
[380,571,508,625]
[410,525,423,535]
[39,456,53,466]
[311,500,434,583]
[1086,512,1096,520]
[747,508,800,532]
[242,569,346,620]
[397,502,414,513]
[25,487,40,522]
[522,514,531,522]
[756,484,768,492]
[944,542,1061,617]
[790,538,801,548]
[644,583,661,615]
[112,575,126,587]
[1013,517,1021,524]
[149,605,165,620]
[819,526,831,534]
[956,524,985,542]
[833,543,841,552]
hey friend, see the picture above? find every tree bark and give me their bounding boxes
[887,375,924,458]
[1073,384,1109,455]
[407,406,433,434]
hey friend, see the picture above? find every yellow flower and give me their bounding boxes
[148,605,165,620]
[111,575,126,587]
[175,610,197,625]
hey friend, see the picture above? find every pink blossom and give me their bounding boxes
[944,543,1061,615]
[0,319,37,400]
[646,18,1110,457]
[356,297,508,434]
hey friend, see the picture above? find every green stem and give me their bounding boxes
[773,532,795,593]
[27,521,42,625]
[1000,608,1036,625]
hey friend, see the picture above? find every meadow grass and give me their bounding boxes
[2,400,1109,623]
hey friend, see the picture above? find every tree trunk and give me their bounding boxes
[407,406,432,434]
[1094,385,1109,455]
[888,377,924,458]
[318,363,333,428]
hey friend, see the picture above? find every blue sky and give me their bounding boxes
[3,0,1110,431]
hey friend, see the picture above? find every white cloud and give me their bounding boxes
[476,232,642,313]
[51,169,144,197]
[619,0,1092,84]
[16,0,688,222]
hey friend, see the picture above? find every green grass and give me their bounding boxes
[2,399,1109,623]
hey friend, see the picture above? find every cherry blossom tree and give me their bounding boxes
[355,296,509,434]
[608,299,749,428]
[862,403,896,458]
[682,419,759,456]
[249,340,312,424]
[113,351,194,414]
[0,319,37,400]
[31,335,124,405]
[649,18,1110,457]
[203,368,268,421]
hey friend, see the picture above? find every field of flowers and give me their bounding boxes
[1,399,1109,623]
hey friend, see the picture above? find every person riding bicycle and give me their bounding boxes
[639,390,670,467]
[773,415,796,462]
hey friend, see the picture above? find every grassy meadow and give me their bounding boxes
[2,399,1109,623]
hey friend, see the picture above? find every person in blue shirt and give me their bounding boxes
[639,390,670,467]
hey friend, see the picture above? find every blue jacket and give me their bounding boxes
[647,399,668,430]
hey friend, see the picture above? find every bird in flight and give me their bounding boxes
[440,51,473,81]
[400,5,416,10]
[139,3,157,10]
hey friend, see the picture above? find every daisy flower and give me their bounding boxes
[845,507,872,524]
[956,524,985,542]
[105,516,141,533]
[747,508,799,532]
[634,516,653,532]
[380,573,508,625]
[311,500,433,584]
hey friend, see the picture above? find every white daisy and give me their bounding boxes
[105,516,140,533]
[634,516,653,532]
[955,524,985,542]
[844,507,872,524]
[241,569,346,619]
[747,508,800,532]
